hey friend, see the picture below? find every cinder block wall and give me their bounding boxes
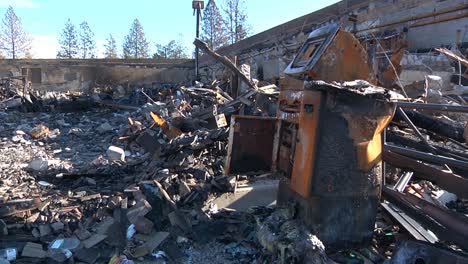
[0,59,195,92]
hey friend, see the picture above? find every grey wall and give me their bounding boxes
[0,59,194,92]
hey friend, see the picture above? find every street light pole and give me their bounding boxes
[193,1,204,81]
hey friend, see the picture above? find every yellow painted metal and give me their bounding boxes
[150,112,182,139]
[343,113,394,171]
[290,90,322,198]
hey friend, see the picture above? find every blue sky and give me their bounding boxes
[1,0,340,58]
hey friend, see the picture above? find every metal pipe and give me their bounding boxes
[396,102,468,113]
[195,7,201,80]
[410,13,468,28]
[357,5,468,33]
[384,144,468,171]
[397,107,435,152]
[383,187,468,250]
[394,171,413,193]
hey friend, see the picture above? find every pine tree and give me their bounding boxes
[122,19,149,59]
[78,21,96,59]
[201,0,227,50]
[154,39,189,59]
[223,0,250,44]
[57,19,78,59]
[0,6,31,59]
[104,34,118,59]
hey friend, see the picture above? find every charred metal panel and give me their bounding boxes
[290,90,322,198]
[277,81,396,250]
[277,122,298,176]
[225,116,278,175]
[285,24,376,84]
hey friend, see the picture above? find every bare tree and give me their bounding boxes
[104,34,118,59]
[78,21,96,59]
[201,0,228,50]
[0,6,31,59]
[57,19,78,59]
[223,0,250,44]
[122,19,149,59]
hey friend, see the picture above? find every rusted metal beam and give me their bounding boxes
[383,187,468,250]
[396,102,468,113]
[384,144,468,171]
[383,150,468,199]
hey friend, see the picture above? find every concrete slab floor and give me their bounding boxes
[212,180,279,211]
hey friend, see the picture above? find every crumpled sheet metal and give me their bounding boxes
[150,111,182,139]
[305,80,405,101]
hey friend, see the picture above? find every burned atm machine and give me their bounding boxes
[225,24,398,250]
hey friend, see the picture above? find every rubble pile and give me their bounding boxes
[0,38,467,264]
[0,78,282,263]
[0,77,26,110]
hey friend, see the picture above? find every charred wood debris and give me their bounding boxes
[0,43,467,264]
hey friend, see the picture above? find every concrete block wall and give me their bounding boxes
[0,59,195,92]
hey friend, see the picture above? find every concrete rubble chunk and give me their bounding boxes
[38,224,51,237]
[21,242,46,258]
[29,158,49,172]
[106,146,125,162]
[46,248,72,263]
[51,222,64,232]
[75,229,92,240]
[97,122,113,133]
[127,199,152,224]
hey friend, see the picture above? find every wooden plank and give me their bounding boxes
[82,234,107,248]
[132,231,169,257]
[435,48,468,68]
[194,38,257,91]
